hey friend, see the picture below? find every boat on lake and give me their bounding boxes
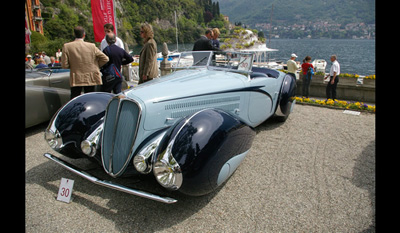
[312,59,327,73]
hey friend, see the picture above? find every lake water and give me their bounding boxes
[131,39,375,76]
[267,39,375,76]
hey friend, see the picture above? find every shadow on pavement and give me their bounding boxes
[26,155,224,232]
[351,140,375,232]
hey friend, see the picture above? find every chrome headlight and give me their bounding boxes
[133,131,166,174]
[153,140,183,190]
[133,155,149,173]
[80,125,103,157]
[81,140,95,157]
[44,128,62,150]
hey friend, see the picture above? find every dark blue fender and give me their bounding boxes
[276,74,297,117]
[155,109,256,196]
[50,92,114,158]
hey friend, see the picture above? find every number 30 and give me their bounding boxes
[60,187,70,197]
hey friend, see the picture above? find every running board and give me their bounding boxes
[43,153,177,204]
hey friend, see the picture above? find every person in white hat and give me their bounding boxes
[287,53,299,79]
[25,54,34,69]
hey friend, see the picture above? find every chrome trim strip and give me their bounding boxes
[43,153,177,204]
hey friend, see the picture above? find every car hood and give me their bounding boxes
[126,69,247,103]
[124,69,248,131]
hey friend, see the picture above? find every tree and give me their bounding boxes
[216,2,220,16]
[212,2,216,16]
[44,3,78,41]
[204,11,213,23]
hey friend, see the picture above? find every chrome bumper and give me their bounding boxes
[43,153,177,204]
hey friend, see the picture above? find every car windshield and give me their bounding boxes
[175,51,254,73]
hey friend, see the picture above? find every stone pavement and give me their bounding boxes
[25,104,375,232]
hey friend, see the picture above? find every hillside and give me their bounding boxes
[33,0,226,55]
[218,0,375,27]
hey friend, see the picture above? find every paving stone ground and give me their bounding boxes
[25,104,375,232]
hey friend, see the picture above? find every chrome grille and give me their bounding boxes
[102,97,141,177]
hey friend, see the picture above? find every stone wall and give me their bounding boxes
[296,75,375,103]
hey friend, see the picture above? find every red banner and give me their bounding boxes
[91,0,116,42]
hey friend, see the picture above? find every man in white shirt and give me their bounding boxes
[325,55,341,100]
[286,53,299,78]
[100,23,125,51]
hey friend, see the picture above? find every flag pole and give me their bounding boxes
[175,11,178,52]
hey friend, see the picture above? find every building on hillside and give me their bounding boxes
[223,15,233,30]
[223,15,229,22]
[25,0,43,35]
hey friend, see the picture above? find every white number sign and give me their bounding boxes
[57,178,74,203]
[237,55,252,71]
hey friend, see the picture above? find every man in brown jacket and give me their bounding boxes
[61,26,109,99]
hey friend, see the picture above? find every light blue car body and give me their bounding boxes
[125,68,281,150]
[44,51,296,203]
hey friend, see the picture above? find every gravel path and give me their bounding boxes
[25,104,375,232]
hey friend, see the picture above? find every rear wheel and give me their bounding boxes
[275,114,289,122]
[274,74,297,122]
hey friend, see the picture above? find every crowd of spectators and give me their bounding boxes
[26,24,222,99]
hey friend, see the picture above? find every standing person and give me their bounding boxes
[42,52,51,65]
[287,53,299,78]
[56,49,62,62]
[325,55,340,100]
[61,26,109,99]
[138,23,158,84]
[25,55,34,69]
[193,29,220,51]
[100,23,125,51]
[211,28,221,49]
[102,33,134,93]
[301,56,314,98]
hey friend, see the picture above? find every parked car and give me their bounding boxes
[44,51,297,203]
[26,68,71,128]
[26,68,129,128]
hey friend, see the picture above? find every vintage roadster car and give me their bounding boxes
[44,51,296,203]
[26,68,71,128]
